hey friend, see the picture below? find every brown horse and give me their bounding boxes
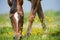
[26,0,46,36]
[8,0,46,40]
[8,0,24,40]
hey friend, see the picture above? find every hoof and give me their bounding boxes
[19,35,22,40]
[19,37,22,40]
[13,36,18,40]
[25,33,31,37]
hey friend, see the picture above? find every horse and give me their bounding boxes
[8,0,24,40]
[26,0,46,36]
[8,0,46,40]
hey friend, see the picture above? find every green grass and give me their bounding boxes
[0,27,60,40]
[0,10,60,40]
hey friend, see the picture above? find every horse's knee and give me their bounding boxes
[29,15,35,22]
[10,7,17,13]
[9,8,16,20]
[9,13,14,19]
[18,11,24,17]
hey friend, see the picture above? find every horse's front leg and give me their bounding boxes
[18,10,24,40]
[9,9,19,40]
[17,0,24,40]
[18,13,24,40]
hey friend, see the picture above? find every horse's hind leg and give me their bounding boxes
[37,2,46,34]
[26,8,37,36]
[26,0,37,36]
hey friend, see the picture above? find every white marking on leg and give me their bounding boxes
[14,12,19,22]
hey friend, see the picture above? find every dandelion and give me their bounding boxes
[31,31,37,35]
[38,29,44,35]
[8,32,13,35]
[31,28,37,35]
[45,16,52,23]
[48,18,52,22]
[46,16,50,19]
[22,31,25,36]
[34,17,39,23]
[34,19,38,23]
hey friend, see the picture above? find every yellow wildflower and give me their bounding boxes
[34,17,39,23]
[8,32,13,35]
[48,18,52,22]
[22,31,25,36]
[46,16,52,23]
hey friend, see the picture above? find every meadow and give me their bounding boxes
[0,10,60,40]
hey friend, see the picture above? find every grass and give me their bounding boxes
[0,10,60,40]
[0,27,60,40]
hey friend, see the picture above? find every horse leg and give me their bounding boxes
[18,10,24,40]
[26,7,37,36]
[17,0,24,39]
[37,2,46,34]
[8,0,19,40]
[18,13,24,40]
[7,0,12,7]
[9,12,18,40]
[26,0,38,36]
[9,1,18,39]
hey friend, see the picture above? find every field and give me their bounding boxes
[0,10,60,40]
